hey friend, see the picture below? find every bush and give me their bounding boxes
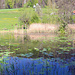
[5,0,14,9]
[19,9,40,27]
[19,11,31,25]
[31,13,40,23]
[19,7,59,27]
[24,0,38,7]
[24,1,32,7]
[42,14,58,24]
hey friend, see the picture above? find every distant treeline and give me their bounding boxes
[0,0,57,9]
[0,0,26,9]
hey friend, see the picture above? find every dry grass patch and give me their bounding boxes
[66,24,75,33]
[28,33,58,40]
[27,23,59,33]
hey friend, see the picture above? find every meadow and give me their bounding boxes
[0,7,75,33]
[0,9,21,30]
[0,7,58,30]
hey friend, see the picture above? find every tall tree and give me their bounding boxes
[56,0,75,31]
[56,0,75,24]
[47,0,52,8]
[0,0,5,9]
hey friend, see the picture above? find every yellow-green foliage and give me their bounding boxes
[19,8,40,26]
[0,7,59,30]
[5,0,14,8]
[0,9,21,30]
[24,0,38,7]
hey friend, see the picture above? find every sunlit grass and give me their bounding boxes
[0,8,58,30]
[0,8,75,30]
[0,9,21,30]
[0,8,19,13]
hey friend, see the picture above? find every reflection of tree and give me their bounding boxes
[73,40,75,48]
[24,35,30,42]
[14,34,30,44]
[68,65,75,75]
[0,57,75,75]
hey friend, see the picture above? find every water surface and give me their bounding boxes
[0,33,75,75]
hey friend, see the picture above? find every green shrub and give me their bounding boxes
[5,0,14,9]
[19,9,40,26]
[24,1,32,7]
[72,15,75,23]
[42,15,50,23]
[19,11,31,25]
[31,13,40,23]
[19,7,59,26]
[24,0,38,7]
[42,15,58,24]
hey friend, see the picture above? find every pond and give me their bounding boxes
[0,33,75,75]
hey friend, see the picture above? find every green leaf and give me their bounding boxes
[47,48,51,51]
[0,50,3,51]
[59,47,63,50]
[67,43,71,45]
[34,48,39,51]
[42,48,47,52]
[28,49,32,51]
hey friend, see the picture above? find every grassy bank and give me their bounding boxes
[0,7,58,30]
[0,8,75,31]
[0,9,21,30]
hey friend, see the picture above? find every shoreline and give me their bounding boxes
[0,23,75,34]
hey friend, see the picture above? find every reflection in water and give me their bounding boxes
[0,33,75,75]
[14,33,58,41]
[1,57,75,75]
[73,40,75,48]
[27,33,58,40]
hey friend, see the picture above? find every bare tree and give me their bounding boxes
[0,0,5,9]
[47,0,52,8]
[56,0,75,25]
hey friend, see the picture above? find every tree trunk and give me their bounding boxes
[47,0,52,8]
[1,0,5,9]
[42,0,45,7]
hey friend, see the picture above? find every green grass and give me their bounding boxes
[0,8,19,12]
[0,9,21,30]
[19,7,59,24]
[41,8,58,24]
[0,8,37,30]
[0,8,58,30]
[42,7,58,14]
[0,7,59,30]
[0,7,75,30]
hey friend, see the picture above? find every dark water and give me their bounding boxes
[0,33,75,75]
